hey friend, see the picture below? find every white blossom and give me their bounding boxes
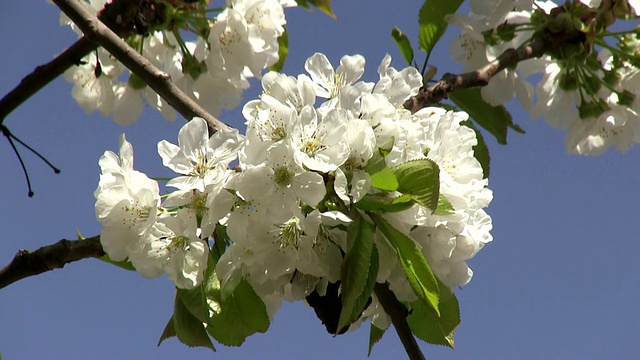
[241,94,299,165]
[235,143,326,223]
[158,117,243,192]
[373,54,423,107]
[305,53,368,99]
[60,0,295,124]
[65,49,118,116]
[290,107,350,172]
[94,52,494,325]
[95,134,160,261]
[130,210,208,289]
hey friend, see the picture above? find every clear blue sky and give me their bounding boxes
[2,1,640,359]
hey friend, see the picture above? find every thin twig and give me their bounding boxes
[404,36,548,113]
[374,283,426,360]
[0,236,104,290]
[0,38,96,124]
[51,0,229,133]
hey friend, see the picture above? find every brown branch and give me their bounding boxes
[404,36,548,114]
[0,38,95,124]
[0,236,104,290]
[0,0,142,125]
[374,283,426,360]
[51,0,229,133]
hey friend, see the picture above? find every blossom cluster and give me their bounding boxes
[60,0,294,125]
[94,52,493,329]
[449,0,640,155]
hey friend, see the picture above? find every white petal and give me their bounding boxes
[292,171,326,207]
[337,54,366,85]
[179,117,209,161]
[113,85,144,125]
[305,53,334,98]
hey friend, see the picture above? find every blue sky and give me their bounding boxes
[2,1,640,359]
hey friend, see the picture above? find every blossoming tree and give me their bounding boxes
[2,0,640,359]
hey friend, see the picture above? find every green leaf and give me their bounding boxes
[351,245,378,326]
[204,250,223,292]
[391,159,440,211]
[407,287,460,348]
[157,315,176,346]
[212,223,231,264]
[295,0,337,19]
[176,251,269,348]
[203,241,241,304]
[170,293,216,350]
[370,213,440,316]
[364,150,386,174]
[337,212,377,331]
[378,136,395,156]
[449,88,523,145]
[418,0,464,54]
[364,146,399,192]
[460,120,491,178]
[98,253,136,271]
[368,323,386,356]
[177,287,209,324]
[268,27,288,72]
[370,167,399,191]
[433,194,455,216]
[355,193,414,213]
[176,252,220,324]
[391,27,415,66]
[207,279,270,346]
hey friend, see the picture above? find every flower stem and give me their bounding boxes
[374,283,426,360]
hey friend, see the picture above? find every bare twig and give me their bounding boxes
[404,37,547,113]
[374,283,426,360]
[0,236,104,290]
[0,38,95,124]
[51,0,228,133]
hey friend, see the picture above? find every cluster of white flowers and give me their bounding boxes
[60,0,295,125]
[94,52,493,329]
[448,0,549,111]
[94,120,244,288]
[449,0,640,155]
[534,49,640,155]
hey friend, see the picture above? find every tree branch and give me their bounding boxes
[51,0,228,133]
[0,38,95,124]
[404,36,547,114]
[374,283,426,360]
[0,236,104,290]
[0,0,142,125]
